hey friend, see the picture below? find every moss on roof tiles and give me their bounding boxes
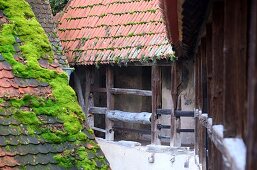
[0,0,108,169]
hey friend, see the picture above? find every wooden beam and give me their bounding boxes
[84,70,94,127]
[247,0,257,168]
[89,107,107,115]
[92,127,106,133]
[106,66,114,140]
[107,110,151,124]
[110,88,152,96]
[151,65,161,144]
[223,0,247,138]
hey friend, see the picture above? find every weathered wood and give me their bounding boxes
[92,127,106,133]
[73,72,86,113]
[206,23,212,117]
[211,2,224,169]
[224,0,247,138]
[194,54,200,155]
[170,63,180,146]
[87,93,94,127]
[106,66,114,140]
[212,1,224,126]
[113,126,151,135]
[90,87,107,93]
[247,0,257,168]
[84,70,93,127]
[177,129,194,133]
[89,107,107,115]
[157,109,194,117]
[106,110,152,124]
[110,88,152,96]
[151,65,161,144]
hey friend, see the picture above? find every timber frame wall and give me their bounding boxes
[190,0,257,169]
[72,64,179,145]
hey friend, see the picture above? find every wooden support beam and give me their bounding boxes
[106,110,151,124]
[110,88,152,96]
[92,127,106,133]
[90,87,107,93]
[151,65,161,144]
[113,126,151,135]
[73,72,86,113]
[224,0,247,138]
[247,0,257,168]
[89,107,107,115]
[84,70,94,127]
[212,2,224,169]
[106,66,114,140]
[170,63,181,146]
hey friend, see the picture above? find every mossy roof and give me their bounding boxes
[27,0,68,68]
[57,0,175,65]
[0,0,109,169]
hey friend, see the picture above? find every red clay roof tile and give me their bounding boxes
[57,0,174,65]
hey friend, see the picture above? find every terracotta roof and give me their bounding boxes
[57,0,174,65]
[27,0,69,68]
[0,0,109,169]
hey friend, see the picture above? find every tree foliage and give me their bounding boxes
[49,0,69,15]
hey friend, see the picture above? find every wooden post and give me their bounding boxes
[247,0,257,168]
[206,23,213,170]
[74,72,86,113]
[151,65,161,144]
[84,69,94,127]
[223,0,247,138]
[199,37,207,169]
[87,93,94,128]
[106,66,114,140]
[194,53,200,155]
[170,63,178,146]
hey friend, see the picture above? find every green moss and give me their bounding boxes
[14,110,41,125]
[0,98,4,104]
[0,0,108,169]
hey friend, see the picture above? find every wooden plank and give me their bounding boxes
[89,107,107,115]
[247,0,257,168]
[73,72,86,113]
[109,88,152,96]
[106,66,114,140]
[212,1,224,125]
[106,110,152,124]
[224,0,247,138]
[151,65,161,144]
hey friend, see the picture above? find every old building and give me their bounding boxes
[0,0,108,169]
[56,0,196,146]
[162,0,256,169]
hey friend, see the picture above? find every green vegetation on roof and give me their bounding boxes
[0,0,108,169]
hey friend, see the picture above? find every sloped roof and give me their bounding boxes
[0,0,108,169]
[57,0,175,65]
[27,0,69,68]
